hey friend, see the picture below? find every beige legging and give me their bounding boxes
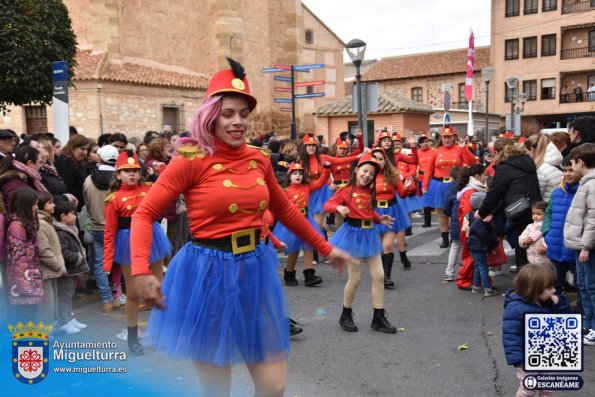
[343,254,384,309]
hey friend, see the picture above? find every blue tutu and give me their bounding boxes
[401,194,423,213]
[308,184,333,215]
[145,242,289,366]
[329,223,382,258]
[376,202,411,234]
[423,179,452,209]
[272,214,323,254]
[114,222,172,265]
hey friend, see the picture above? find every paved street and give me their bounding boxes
[3,217,593,397]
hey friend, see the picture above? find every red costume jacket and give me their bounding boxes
[422,145,479,191]
[417,147,435,180]
[324,185,381,223]
[130,140,332,276]
[285,167,331,210]
[375,173,408,201]
[393,147,418,166]
[104,183,151,273]
[305,154,358,184]
[261,209,282,249]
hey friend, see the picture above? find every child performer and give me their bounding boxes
[104,150,172,355]
[324,154,397,334]
[519,201,549,266]
[417,133,435,228]
[274,162,330,287]
[502,264,569,396]
[370,148,413,287]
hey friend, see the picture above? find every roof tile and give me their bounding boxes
[315,91,433,116]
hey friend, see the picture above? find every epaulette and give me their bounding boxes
[177,145,205,161]
[104,192,116,203]
[144,181,153,186]
[247,145,271,158]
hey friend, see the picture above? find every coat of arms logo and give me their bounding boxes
[9,321,52,385]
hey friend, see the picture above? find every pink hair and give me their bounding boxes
[189,95,223,155]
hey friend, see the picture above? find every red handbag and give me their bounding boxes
[488,237,507,267]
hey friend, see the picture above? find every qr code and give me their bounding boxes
[524,314,582,371]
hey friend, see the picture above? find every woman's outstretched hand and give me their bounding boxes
[326,247,357,276]
[132,275,165,310]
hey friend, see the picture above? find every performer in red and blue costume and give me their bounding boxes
[129,58,351,396]
[416,133,436,227]
[422,126,478,248]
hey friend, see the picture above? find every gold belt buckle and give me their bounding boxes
[443,177,453,183]
[377,200,388,209]
[231,228,256,254]
[300,208,307,215]
[361,219,373,229]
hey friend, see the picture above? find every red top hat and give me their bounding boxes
[377,130,392,143]
[335,137,349,149]
[205,58,257,111]
[441,126,456,136]
[392,133,403,141]
[287,162,304,174]
[418,133,429,142]
[116,151,141,171]
[370,147,385,160]
[357,153,380,173]
[303,135,317,145]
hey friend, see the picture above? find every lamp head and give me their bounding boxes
[481,67,494,83]
[346,39,367,67]
[505,75,519,90]
[519,92,529,103]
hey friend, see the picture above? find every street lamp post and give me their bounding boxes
[505,75,519,134]
[481,67,494,142]
[346,39,367,147]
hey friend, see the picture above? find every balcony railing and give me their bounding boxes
[562,0,595,14]
[560,92,595,103]
[561,47,595,60]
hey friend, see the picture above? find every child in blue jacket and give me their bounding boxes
[442,166,462,281]
[502,264,570,397]
[466,192,499,297]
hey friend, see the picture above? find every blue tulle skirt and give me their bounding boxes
[114,222,172,265]
[308,184,333,215]
[423,179,452,209]
[401,194,423,213]
[272,214,323,253]
[376,202,411,234]
[146,242,290,366]
[330,223,383,258]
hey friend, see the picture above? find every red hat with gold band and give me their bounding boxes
[418,133,429,143]
[116,150,141,171]
[377,130,392,142]
[441,126,456,137]
[303,135,318,145]
[392,132,403,141]
[335,137,349,149]
[287,162,304,174]
[205,57,257,111]
[356,153,381,173]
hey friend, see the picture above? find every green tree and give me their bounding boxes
[0,0,77,114]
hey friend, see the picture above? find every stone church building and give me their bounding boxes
[0,0,346,139]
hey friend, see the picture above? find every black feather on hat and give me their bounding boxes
[226,57,246,81]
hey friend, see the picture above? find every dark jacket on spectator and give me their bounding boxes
[55,155,87,211]
[54,221,90,276]
[467,214,499,252]
[443,183,461,241]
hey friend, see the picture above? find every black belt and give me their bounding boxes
[344,217,374,229]
[192,228,261,254]
[333,179,349,185]
[376,197,397,208]
[432,177,454,183]
[118,217,131,229]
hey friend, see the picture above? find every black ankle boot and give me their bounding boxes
[405,226,413,236]
[400,251,411,269]
[422,207,432,227]
[370,308,397,334]
[289,318,303,336]
[382,254,395,288]
[127,326,144,355]
[339,307,358,332]
[284,269,298,286]
[439,232,450,248]
[303,268,323,287]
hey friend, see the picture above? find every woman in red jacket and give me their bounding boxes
[370,148,413,287]
[130,58,351,396]
[422,127,479,248]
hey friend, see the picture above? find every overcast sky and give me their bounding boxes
[301,0,491,61]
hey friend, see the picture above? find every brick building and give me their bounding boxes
[0,0,345,139]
